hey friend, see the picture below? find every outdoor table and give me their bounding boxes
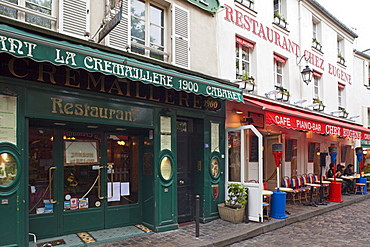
[341,176,357,194]
[327,177,343,181]
[362,173,370,177]
[315,180,331,184]
[263,190,273,196]
[304,183,321,207]
[275,187,293,192]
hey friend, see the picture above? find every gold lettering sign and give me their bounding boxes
[51,97,140,122]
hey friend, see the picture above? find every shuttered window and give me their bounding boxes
[173,5,189,68]
[107,0,129,50]
[60,0,89,38]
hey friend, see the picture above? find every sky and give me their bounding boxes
[316,0,370,52]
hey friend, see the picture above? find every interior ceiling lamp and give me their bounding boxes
[296,55,313,85]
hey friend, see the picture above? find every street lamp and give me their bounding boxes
[301,65,313,85]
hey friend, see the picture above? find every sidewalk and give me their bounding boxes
[31,192,370,247]
[90,192,370,247]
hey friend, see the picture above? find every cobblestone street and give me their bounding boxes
[230,198,370,247]
[89,195,370,247]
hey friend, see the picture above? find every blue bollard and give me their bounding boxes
[270,189,288,219]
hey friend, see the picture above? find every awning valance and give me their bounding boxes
[246,97,370,141]
[236,36,255,49]
[273,53,286,64]
[0,24,243,102]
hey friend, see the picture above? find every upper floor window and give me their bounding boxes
[368,63,370,87]
[273,0,281,16]
[131,0,165,60]
[312,19,322,51]
[368,108,370,126]
[338,83,345,107]
[0,0,55,28]
[274,54,286,87]
[235,0,254,10]
[235,42,251,79]
[313,76,319,98]
[337,36,345,64]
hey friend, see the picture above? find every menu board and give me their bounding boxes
[285,140,293,162]
[0,95,17,145]
[249,135,258,162]
[308,142,316,162]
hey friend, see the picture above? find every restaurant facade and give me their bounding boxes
[0,13,244,246]
[216,0,370,222]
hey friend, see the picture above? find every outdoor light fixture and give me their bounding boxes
[301,65,313,85]
[331,110,342,115]
[294,99,307,106]
[349,115,360,119]
[307,103,319,108]
[296,55,313,85]
[265,90,279,98]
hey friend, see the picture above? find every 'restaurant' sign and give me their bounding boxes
[265,111,370,141]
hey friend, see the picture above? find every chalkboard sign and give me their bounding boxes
[308,143,316,162]
[285,140,293,161]
[250,136,258,162]
[341,145,347,163]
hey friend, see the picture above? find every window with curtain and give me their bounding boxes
[313,76,319,98]
[131,0,165,60]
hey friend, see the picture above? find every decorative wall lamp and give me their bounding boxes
[296,55,313,85]
[349,115,360,120]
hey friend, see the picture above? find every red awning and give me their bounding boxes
[245,97,370,141]
[236,36,255,49]
[273,54,286,64]
[313,70,322,78]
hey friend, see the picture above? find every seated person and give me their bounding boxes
[327,163,335,178]
[336,165,348,195]
[343,164,355,193]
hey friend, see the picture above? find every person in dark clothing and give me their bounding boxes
[336,165,348,194]
[327,163,335,178]
[343,164,355,193]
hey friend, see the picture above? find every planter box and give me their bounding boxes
[217,203,245,223]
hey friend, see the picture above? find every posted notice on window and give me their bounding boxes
[0,95,17,145]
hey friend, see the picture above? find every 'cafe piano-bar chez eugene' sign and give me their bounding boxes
[223,5,352,85]
[266,111,370,141]
[0,24,243,102]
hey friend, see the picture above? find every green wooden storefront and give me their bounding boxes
[0,21,243,246]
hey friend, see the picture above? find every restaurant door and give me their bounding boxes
[28,120,142,239]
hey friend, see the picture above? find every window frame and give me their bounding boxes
[130,0,167,61]
[235,42,251,80]
[274,60,283,87]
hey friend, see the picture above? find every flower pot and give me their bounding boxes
[218,203,245,223]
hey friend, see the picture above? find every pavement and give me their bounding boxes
[90,191,370,247]
[31,191,370,247]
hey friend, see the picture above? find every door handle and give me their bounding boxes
[98,166,105,199]
[49,167,57,203]
[179,180,185,185]
[106,165,113,199]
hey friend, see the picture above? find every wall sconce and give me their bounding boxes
[240,116,254,125]
[331,110,342,115]
[232,109,243,115]
[349,115,360,120]
[296,55,313,85]
[265,90,279,98]
[307,103,319,109]
[294,99,307,107]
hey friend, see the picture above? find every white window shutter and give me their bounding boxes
[107,0,129,51]
[172,5,189,68]
[59,0,90,38]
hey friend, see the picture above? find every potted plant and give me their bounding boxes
[313,97,325,111]
[338,53,345,65]
[338,106,349,118]
[275,86,290,102]
[218,183,248,223]
[274,11,281,25]
[312,38,322,51]
[237,71,255,92]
